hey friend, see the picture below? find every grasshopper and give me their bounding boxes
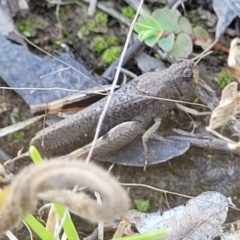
[30,60,199,168]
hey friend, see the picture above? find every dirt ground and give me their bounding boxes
[1,0,240,239]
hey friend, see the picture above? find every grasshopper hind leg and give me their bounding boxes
[68,121,144,159]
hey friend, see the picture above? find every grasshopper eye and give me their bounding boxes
[182,67,193,81]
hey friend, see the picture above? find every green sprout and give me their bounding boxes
[134,8,211,58]
[217,69,233,89]
[87,20,97,31]
[27,146,80,240]
[78,12,108,38]
[16,19,35,37]
[135,199,150,213]
[78,26,89,38]
[95,12,108,24]
[102,46,122,64]
[92,37,108,53]
[106,35,119,45]
[122,6,136,20]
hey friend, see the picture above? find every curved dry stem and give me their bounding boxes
[0,158,130,235]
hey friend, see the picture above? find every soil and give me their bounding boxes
[0,0,240,239]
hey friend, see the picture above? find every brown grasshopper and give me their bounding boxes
[30,60,199,168]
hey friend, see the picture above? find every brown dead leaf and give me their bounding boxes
[208,82,240,129]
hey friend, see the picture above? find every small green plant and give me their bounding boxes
[24,147,169,240]
[79,25,89,37]
[102,47,122,64]
[217,69,233,89]
[134,8,211,58]
[135,199,150,213]
[122,6,136,20]
[95,12,108,25]
[78,11,108,38]
[91,35,120,64]
[92,37,108,53]
[106,35,119,45]
[27,146,80,240]
[87,20,97,31]
[16,19,35,37]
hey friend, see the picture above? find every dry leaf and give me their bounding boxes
[125,191,228,240]
[221,225,240,240]
[228,38,240,82]
[208,82,240,129]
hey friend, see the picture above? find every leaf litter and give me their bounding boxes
[207,37,240,154]
[124,192,228,240]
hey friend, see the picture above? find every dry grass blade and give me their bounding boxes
[0,115,43,138]
[85,0,144,163]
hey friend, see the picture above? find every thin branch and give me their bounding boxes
[85,0,147,164]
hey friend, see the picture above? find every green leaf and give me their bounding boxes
[138,15,161,31]
[143,29,163,47]
[178,17,193,35]
[29,146,43,164]
[134,23,152,34]
[158,33,174,52]
[141,29,157,40]
[24,214,53,240]
[144,36,159,47]
[138,30,146,41]
[54,203,80,240]
[170,33,192,58]
[114,229,170,240]
[193,26,208,38]
[164,9,181,34]
[193,26,211,49]
[152,9,174,32]
[28,146,80,240]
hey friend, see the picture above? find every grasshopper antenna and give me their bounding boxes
[192,38,219,64]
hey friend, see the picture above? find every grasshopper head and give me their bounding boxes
[168,60,199,101]
[173,60,199,84]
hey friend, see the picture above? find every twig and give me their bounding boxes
[85,0,144,163]
[88,0,97,16]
